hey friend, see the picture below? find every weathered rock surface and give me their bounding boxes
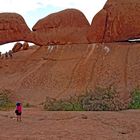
[0,43,140,104]
[87,0,140,43]
[0,13,31,45]
[87,9,107,43]
[32,9,90,46]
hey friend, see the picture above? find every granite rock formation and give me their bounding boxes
[0,43,140,104]
[0,13,31,45]
[31,9,90,46]
[87,0,140,42]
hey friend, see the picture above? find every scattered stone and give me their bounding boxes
[81,114,88,119]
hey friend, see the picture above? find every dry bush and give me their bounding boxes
[0,89,15,110]
[82,86,127,111]
[44,86,129,111]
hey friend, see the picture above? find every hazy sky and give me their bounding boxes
[0,0,107,53]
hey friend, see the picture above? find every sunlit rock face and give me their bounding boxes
[0,13,31,45]
[0,43,140,104]
[87,0,140,43]
[87,9,107,43]
[31,9,90,46]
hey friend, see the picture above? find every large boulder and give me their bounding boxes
[0,13,31,45]
[32,9,90,45]
[87,0,140,43]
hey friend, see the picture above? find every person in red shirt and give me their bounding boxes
[15,102,22,122]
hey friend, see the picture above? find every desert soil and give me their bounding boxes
[0,107,140,140]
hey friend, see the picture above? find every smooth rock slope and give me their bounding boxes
[0,43,140,104]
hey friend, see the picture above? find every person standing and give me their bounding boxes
[15,102,22,122]
[5,52,8,59]
[8,50,13,59]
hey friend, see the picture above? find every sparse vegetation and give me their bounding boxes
[23,102,33,108]
[44,96,84,111]
[0,89,15,111]
[44,86,127,111]
[81,86,126,111]
[129,89,140,109]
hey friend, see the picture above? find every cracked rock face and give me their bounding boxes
[0,13,31,45]
[31,9,90,46]
[87,0,140,43]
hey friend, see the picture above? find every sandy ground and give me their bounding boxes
[0,107,140,140]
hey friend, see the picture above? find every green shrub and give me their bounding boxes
[0,89,15,111]
[44,86,127,111]
[23,102,33,108]
[44,96,84,111]
[81,86,126,111]
[129,89,140,109]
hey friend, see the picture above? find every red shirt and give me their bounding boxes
[16,105,22,113]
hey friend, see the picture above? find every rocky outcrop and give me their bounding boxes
[31,9,90,46]
[87,0,140,43]
[12,42,22,52]
[0,13,31,45]
[1,43,140,104]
